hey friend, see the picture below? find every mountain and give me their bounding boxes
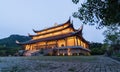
[0,34,31,48]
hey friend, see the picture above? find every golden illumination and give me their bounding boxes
[21,20,90,56]
[68,48,71,56]
[67,37,75,46]
[33,28,73,40]
[37,23,69,35]
[57,39,65,47]
[63,53,65,56]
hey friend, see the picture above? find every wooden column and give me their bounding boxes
[68,48,71,55]
[25,45,27,50]
[76,37,78,46]
[30,45,32,50]
[36,43,38,50]
[28,45,30,50]
[86,44,89,48]
[80,39,82,46]
[57,40,60,55]
[45,41,48,48]
[65,38,67,46]
[31,45,33,50]
[84,43,86,48]
[56,40,58,47]
[29,45,31,50]
[58,49,60,55]
[74,37,76,46]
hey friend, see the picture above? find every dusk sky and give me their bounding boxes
[0,0,105,43]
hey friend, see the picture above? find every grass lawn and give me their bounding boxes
[23,55,99,62]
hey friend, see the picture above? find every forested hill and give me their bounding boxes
[0,35,31,48]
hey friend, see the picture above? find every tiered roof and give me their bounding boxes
[18,18,89,45]
[29,19,74,37]
[33,19,72,33]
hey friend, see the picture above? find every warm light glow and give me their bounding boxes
[26,36,88,51]
[67,37,75,46]
[68,48,71,56]
[63,53,65,56]
[37,42,46,46]
[62,28,72,34]
[47,41,56,45]
[24,22,90,56]
[57,39,65,47]
[25,45,29,50]
[37,24,69,35]
[33,28,73,40]
[58,53,60,55]
[81,41,85,48]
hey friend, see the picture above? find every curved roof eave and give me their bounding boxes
[33,18,71,33]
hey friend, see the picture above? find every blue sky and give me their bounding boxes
[0,0,105,43]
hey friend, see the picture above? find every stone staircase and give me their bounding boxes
[23,50,40,56]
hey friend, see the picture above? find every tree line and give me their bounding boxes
[72,0,120,56]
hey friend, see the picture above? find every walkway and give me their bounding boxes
[0,56,120,72]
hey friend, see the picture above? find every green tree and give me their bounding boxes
[72,0,120,56]
[89,42,106,55]
[103,24,120,55]
[103,24,120,45]
[72,0,120,28]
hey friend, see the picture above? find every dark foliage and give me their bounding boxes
[72,0,120,56]
[0,34,31,56]
[89,42,106,55]
[73,0,120,28]
[0,46,20,56]
[0,34,31,48]
[72,0,79,4]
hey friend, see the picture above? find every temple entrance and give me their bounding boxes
[52,49,57,56]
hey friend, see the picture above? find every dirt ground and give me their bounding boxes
[0,56,120,72]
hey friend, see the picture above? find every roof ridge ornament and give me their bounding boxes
[69,16,71,23]
[28,33,31,36]
[32,29,36,32]
[54,23,58,26]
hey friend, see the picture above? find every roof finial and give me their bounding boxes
[54,23,58,26]
[32,29,36,32]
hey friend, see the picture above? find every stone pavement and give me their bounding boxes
[75,57,120,72]
[0,56,120,72]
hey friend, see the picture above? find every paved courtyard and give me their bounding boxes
[0,56,120,72]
